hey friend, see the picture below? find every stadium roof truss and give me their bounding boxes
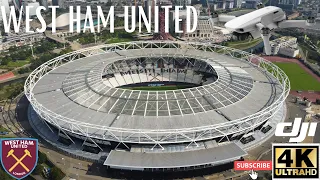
[25,41,290,148]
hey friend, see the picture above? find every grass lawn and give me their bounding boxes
[0,90,12,100]
[0,125,9,132]
[106,38,133,44]
[273,62,320,91]
[0,60,30,69]
[0,134,16,138]
[216,38,263,53]
[227,38,263,50]
[7,60,29,67]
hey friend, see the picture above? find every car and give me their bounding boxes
[0,131,9,135]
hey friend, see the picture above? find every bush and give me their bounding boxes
[50,167,65,180]
[0,166,14,180]
[38,151,48,164]
[17,67,31,74]
[32,165,43,175]
[30,53,59,70]
[0,82,24,100]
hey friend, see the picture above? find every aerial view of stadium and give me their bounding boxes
[24,41,288,177]
[1,0,320,180]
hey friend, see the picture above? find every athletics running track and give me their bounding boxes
[262,56,320,102]
[0,72,15,82]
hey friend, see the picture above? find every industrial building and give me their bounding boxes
[267,36,300,57]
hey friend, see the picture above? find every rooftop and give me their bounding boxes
[32,48,283,131]
[271,36,297,44]
[104,142,247,169]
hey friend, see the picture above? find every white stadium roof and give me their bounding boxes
[104,142,247,169]
[26,41,289,145]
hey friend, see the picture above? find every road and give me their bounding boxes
[1,94,308,180]
[314,120,320,143]
[237,95,306,180]
[1,95,111,180]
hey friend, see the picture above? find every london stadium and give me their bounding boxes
[25,41,289,172]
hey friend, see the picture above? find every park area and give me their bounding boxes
[273,62,320,91]
[225,38,262,50]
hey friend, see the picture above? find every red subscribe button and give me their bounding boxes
[234,161,272,171]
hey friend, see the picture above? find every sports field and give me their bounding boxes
[122,85,195,91]
[273,62,320,91]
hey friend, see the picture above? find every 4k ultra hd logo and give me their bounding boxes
[273,144,319,179]
[0,138,38,179]
[275,118,317,142]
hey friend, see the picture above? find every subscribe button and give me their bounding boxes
[234,161,272,171]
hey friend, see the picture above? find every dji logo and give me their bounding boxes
[275,118,317,142]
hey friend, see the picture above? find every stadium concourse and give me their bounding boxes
[25,41,289,172]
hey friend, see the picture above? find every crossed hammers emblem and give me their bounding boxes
[7,149,32,172]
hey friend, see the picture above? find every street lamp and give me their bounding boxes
[62,36,66,49]
[77,163,81,178]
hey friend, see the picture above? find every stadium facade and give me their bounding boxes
[25,41,289,171]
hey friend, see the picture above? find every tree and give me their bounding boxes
[30,53,59,70]
[0,166,14,180]
[17,67,31,74]
[0,57,10,65]
[38,151,47,164]
[59,48,72,55]
[50,167,65,180]
[264,172,272,180]
[32,165,43,175]
[9,83,24,98]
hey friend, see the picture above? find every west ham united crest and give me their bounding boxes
[0,138,38,179]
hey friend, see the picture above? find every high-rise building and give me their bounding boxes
[13,0,22,10]
[267,36,299,57]
[52,0,58,6]
[235,0,243,8]
[243,0,259,9]
[40,0,48,9]
[144,0,152,20]
[294,0,301,6]
[22,0,40,17]
[271,0,294,10]
[0,0,10,22]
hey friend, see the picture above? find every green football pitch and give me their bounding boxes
[122,85,194,91]
[273,62,320,91]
